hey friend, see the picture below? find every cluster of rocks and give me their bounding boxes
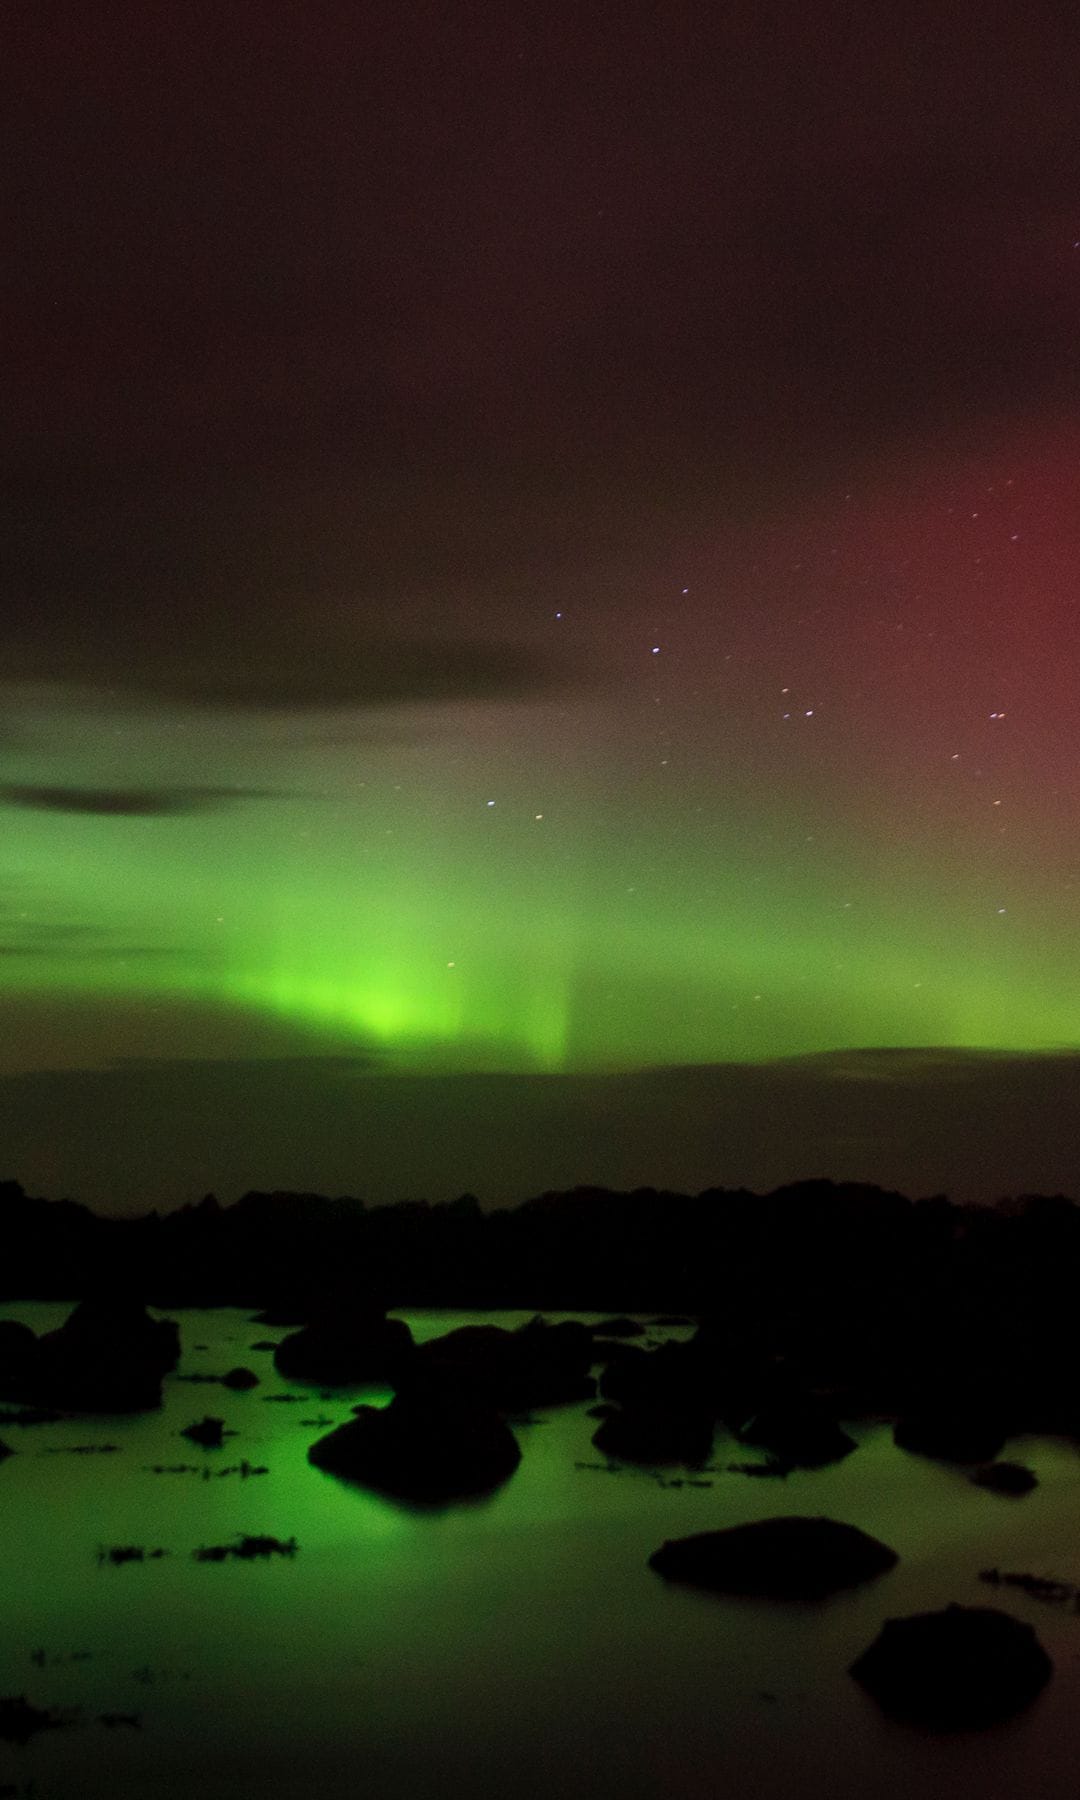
[0,1284,1062,1733]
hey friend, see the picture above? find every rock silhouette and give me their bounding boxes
[893,1409,1008,1464]
[592,1404,714,1466]
[180,1416,227,1448]
[971,1461,1038,1496]
[193,1534,297,1562]
[221,1366,259,1390]
[0,1694,66,1744]
[307,1388,522,1503]
[408,1317,594,1410]
[649,1516,899,1600]
[273,1309,413,1386]
[850,1603,1053,1727]
[35,1297,180,1412]
[736,1398,856,1469]
[0,1321,40,1395]
[3,1178,1080,1449]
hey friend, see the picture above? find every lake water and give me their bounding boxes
[2,1303,1080,1799]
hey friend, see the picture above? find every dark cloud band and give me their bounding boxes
[0,784,279,817]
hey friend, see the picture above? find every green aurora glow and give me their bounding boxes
[7,723,1080,1076]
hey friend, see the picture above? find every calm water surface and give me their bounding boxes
[2,1304,1079,1799]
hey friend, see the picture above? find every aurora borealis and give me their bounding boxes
[6,4,1080,1208]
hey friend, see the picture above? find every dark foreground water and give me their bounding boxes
[2,1304,1080,1799]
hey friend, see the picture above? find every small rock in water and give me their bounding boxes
[971,1462,1038,1496]
[180,1416,228,1448]
[0,1695,68,1744]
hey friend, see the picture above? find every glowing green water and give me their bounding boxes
[1,1305,1079,1799]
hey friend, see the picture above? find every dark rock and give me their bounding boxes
[308,1389,522,1503]
[738,1399,857,1469]
[273,1310,413,1386]
[651,1315,693,1327]
[894,1412,1007,1463]
[0,1439,12,1461]
[586,1403,617,1419]
[180,1416,226,1449]
[249,1341,279,1352]
[0,1694,66,1744]
[221,1366,259,1391]
[850,1603,1053,1727]
[590,1317,646,1337]
[408,1317,594,1411]
[0,1407,62,1426]
[649,1515,899,1599]
[971,1461,1038,1496]
[596,1343,650,1398]
[0,1321,40,1394]
[35,1298,180,1413]
[592,1404,714,1467]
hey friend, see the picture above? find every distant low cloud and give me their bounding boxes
[0,784,281,817]
[0,940,180,959]
[0,916,187,962]
[3,626,566,714]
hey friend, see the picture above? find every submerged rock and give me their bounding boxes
[850,1603,1052,1727]
[308,1390,521,1503]
[649,1516,899,1600]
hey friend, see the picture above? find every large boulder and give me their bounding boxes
[593,1403,714,1467]
[850,1603,1052,1727]
[273,1310,413,1386]
[737,1398,857,1469]
[893,1410,1007,1463]
[307,1389,522,1503]
[649,1516,899,1600]
[596,1340,707,1414]
[0,1322,41,1397]
[408,1318,594,1411]
[35,1298,180,1412]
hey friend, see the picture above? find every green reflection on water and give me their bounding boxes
[0,1304,1078,1800]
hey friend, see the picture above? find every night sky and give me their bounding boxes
[6,4,1080,1211]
